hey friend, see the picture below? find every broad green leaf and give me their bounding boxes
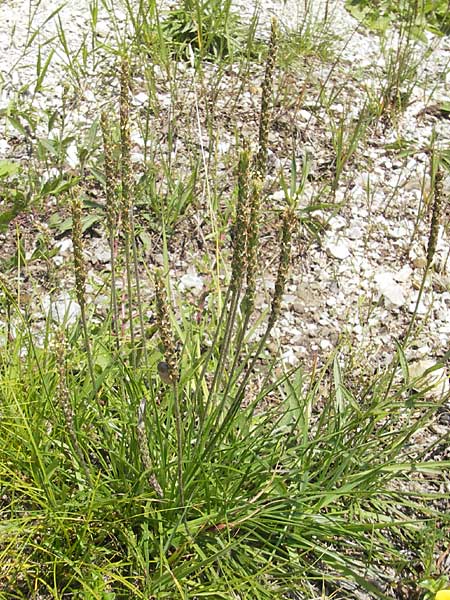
[0,160,20,178]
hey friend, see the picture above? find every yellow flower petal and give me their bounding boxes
[436,591,450,600]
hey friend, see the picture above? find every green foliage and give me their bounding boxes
[136,161,199,234]
[347,0,431,117]
[0,161,28,232]
[345,0,450,38]
[419,575,450,599]
[0,320,448,598]
[162,0,245,60]
[0,91,96,235]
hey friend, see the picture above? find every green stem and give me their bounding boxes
[173,384,184,506]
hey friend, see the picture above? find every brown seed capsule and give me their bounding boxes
[157,361,173,385]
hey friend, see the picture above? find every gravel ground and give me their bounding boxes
[1,0,449,387]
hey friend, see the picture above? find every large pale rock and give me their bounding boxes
[375,271,406,307]
[325,240,350,260]
[408,359,449,399]
[179,272,204,295]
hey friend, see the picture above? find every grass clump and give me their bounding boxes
[346,0,445,118]
[1,288,448,597]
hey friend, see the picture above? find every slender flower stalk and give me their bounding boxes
[0,274,13,345]
[154,272,179,383]
[230,143,251,289]
[267,207,296,330]
[243,17,278,323]
[101,111,120,347]
[402,151,443,348]
[204,12,279,412]
[154,271,183,504]
[120,55,137,367]
[119,56,149,369]
[56,330,91,484]
[120,56,132,239]
[426,161,443,268]
[198,18,278,424]
[71,193,96,395]
[203,205,296,460]
[385,150,444,403]
[201,144,252,418]
[137,398,163,497]
[241,177,263,320]
[255,17,278,179]
[183,19,281,485]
